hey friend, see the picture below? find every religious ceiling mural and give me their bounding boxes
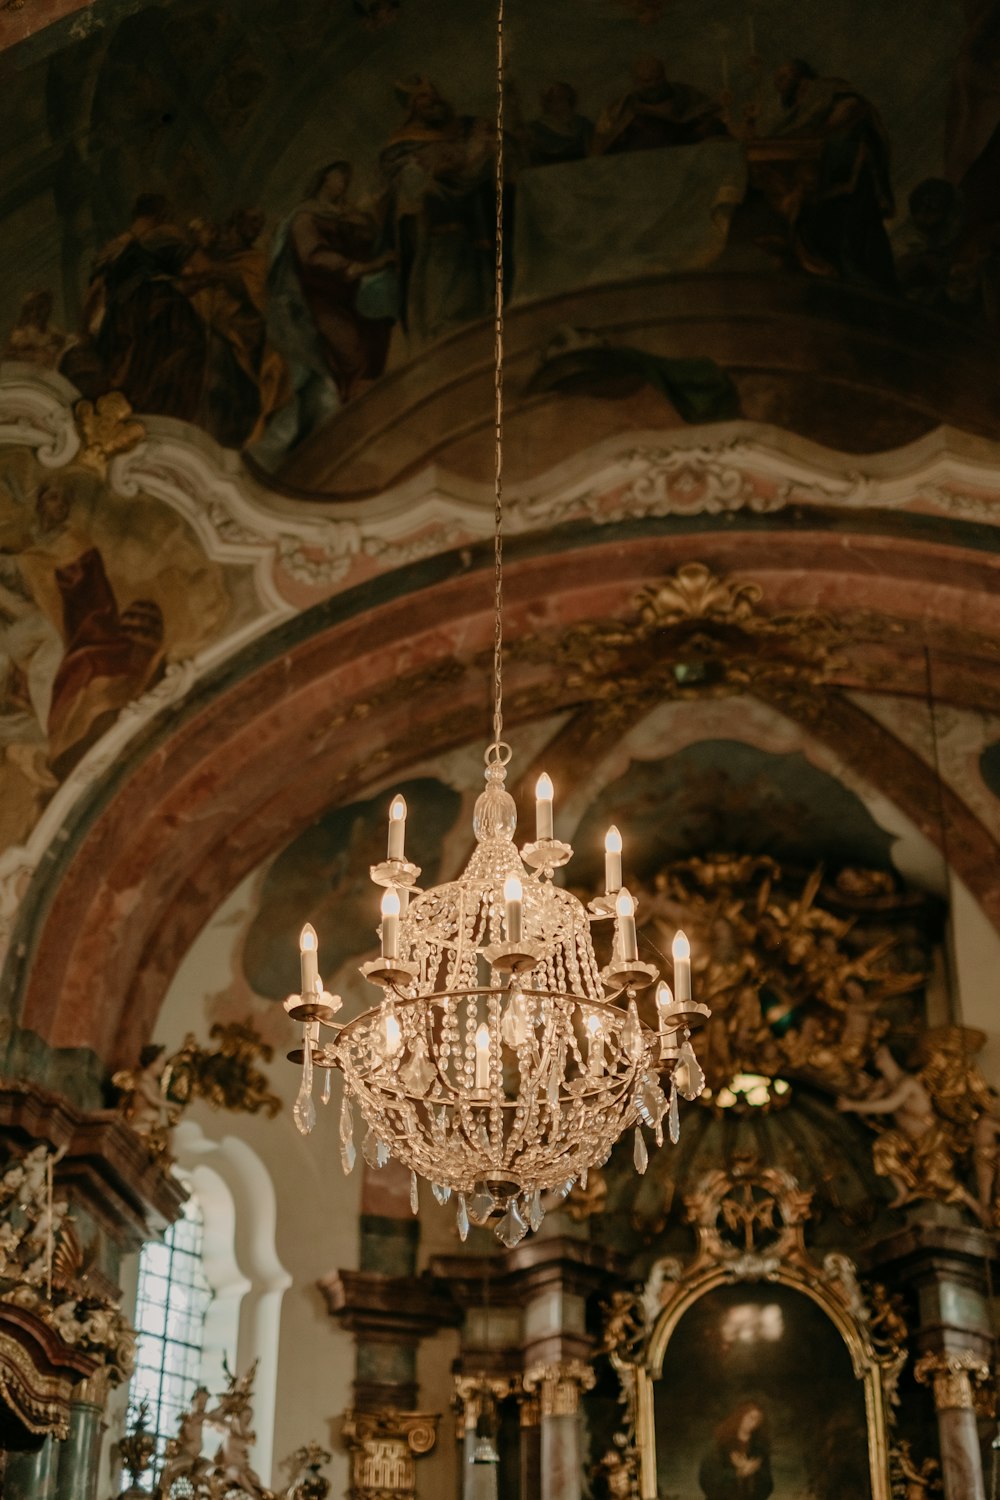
[0,0,997,495]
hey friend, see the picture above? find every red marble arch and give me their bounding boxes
[14,527,1000,1069]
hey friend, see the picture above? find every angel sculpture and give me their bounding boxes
[112,1046,181,1161]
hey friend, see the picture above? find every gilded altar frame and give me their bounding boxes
[604,1166,903,1500]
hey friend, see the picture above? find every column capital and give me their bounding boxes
[341,1407,438,1499]
[453,1373,520,1429]
[915,1350,992,1412]
[523,1359,596,1417]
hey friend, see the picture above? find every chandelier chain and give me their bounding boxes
[490,0,505,754]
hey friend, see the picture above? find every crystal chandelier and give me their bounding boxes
[284,0,710,1248]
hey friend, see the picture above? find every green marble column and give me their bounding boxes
[55,1398,104,1500]
[6,1436,58,1500]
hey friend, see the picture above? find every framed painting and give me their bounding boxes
[643,1279,882,1500]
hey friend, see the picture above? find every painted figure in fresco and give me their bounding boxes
[179,211,292,447]
[698,1400,773,1500]
[380,76,494,350]
[0,476,163,775]
[281,162,396,404]
[752,59,896,294]
[591,57,726,155]
[3,290,70,371]
[896,178,999,326]
[516,82,594,167]
[67,195,205,425]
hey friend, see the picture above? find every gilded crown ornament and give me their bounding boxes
[283,0,709,1247]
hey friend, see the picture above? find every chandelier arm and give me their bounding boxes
[489,0,505,755]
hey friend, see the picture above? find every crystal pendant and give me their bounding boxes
[400,1038,437,1095]
[669,1083,681,1144]
[676,1039,706,1100]
[320,1070,332,1106]
[362,1130,390,1169]
[623,1000,644,1063]
[456,1195,470,1241]
[431,1182,452,1206]
[633,1126,648,1174]
[293,1083,316,1136]
[579,1167,589,1191]
[339,1097,356,1174]
[638,1072,667,1129]
[467,1188,496,1226]
[495,1198,528,1248]
[501,989,530,1047]
[410,1171,419,1214]
[550,1178,575,1203]
[528,1189,544,1232]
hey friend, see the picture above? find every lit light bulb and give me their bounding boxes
[381,887,401,960]
[387,794,407,860]
[299,923,319,992]
[503,874,523,944]
[672,929,691,1002]
[616,887,638,963]
[382,1007,402,1057]
[604,825,623,894]
[535,772,554,840]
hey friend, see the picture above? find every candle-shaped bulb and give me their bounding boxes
[299,923,319,993]
[616,887,638,963]
[382,1008,402,1057]
[672,929,691,1002]
[474,1020,491,1091]
[535,772,554,841]
[380,887,401,961]
[604,825,623,894]
[503,874,523,945]
[655,980,674,1017]
[585,1012,601,1036]
[387,794,407,860]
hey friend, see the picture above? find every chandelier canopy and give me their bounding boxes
[282,0,710,1246]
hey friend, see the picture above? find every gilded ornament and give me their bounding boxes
[73,393,145,479]
[914,1350,991,1413]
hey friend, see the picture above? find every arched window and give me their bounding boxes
[126,1193,213,1487]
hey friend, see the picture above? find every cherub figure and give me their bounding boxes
[838,1045,982,1219]
[158,1385,211,1492]
[112,1045,181,1160]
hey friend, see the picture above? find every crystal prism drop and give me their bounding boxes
[431,1182,452,1206]
[676,1039,706,1100]
[363,1130,390,1169]
[495,1199,528,1248]
[400,1038,436,1096]
[633,1126,648,1174]
[528,1189,544,1232]
[410,1171,419,1214]
[669,1083,681,1144]
[457,1195,470,1241]
[467,1188,495,1226]
[623,1000,644,1063]
[550,1178,575,1203]
[579,1167,589,1192]
[320,1070,332,1106]
[501,990,530,1048]
[638,1072,668,1129]
[293,1085,316,1136]
[341,1133,356,1175]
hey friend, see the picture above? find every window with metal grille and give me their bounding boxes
[125,1193,213,1489]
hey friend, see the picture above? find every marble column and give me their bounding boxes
[6,1437,58,1500]
[915,1351,991,1500]
[524,1360,596,1500]
[54,1389,105,1500]
[454,1377,513,1500]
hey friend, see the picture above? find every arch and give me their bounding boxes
[4,519,999,1072]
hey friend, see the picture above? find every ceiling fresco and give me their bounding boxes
[0,0,997,494]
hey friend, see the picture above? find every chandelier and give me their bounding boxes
[284,1,710,1248]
